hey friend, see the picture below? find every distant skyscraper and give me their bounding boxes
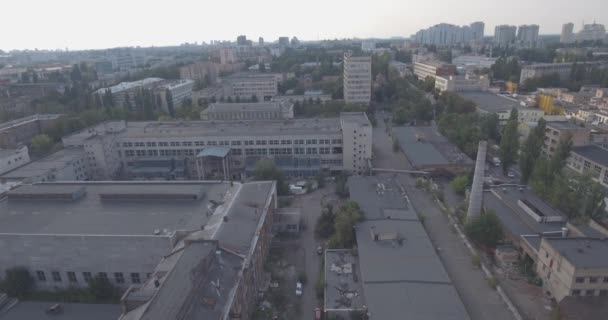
[494,25,517,47]
[236,35,247,46]
[413,22,484,46]
[470,21,485,42]
[258,37,264,46]
[576,23,606,42]
[560,23,575,43]
[517,24,540,47]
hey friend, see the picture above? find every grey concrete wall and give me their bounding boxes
[0,234,173,290]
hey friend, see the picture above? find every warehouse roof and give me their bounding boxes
[1,148,86,180]
[0,181,233,236]
[392,126,472,169]
[348,175,470,320]
[459,91,520,113]
[324,250,366,312]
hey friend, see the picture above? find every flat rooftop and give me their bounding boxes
[547,121,587,131]
[392,126,472,168]
[98,118,342,139]
[206,101,287,113]
[544,238,608,269]
[0,182,232,236]
[572,145,608,167]
[349,175,469,320]
[0,148,85,180]
[484,187,565,238]
[459,91,520,113]
[1,302,121,320]
[340,112,371,126]
[324,250,366,312]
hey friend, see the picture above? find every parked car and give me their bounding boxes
[46,304,63,315]
[296,282,303,296]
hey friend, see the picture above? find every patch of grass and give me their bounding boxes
[471,254,481,268]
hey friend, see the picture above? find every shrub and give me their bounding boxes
[1,267,34,298]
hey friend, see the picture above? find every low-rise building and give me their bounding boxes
[0,148,90,184]
[389,61,409,77]
[460,91,544,125]
[179,61,219,84]
[536,237,608,302]
[0,114,63,148]
[543,121,591,157]
[202,101,294,120]
[221,73,278,101]
[271,93,332,105]
[568,145,608,187]
[452,55,497,69]
[0,146,30,175]
[434,74,490,92]
[413,60,456,80]
[392,126,473,175]
[324,250,366,318]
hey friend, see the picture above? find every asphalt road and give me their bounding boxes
[291,186,334,320]
[372,118,514,320]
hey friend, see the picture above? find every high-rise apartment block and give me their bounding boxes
[343,52,371,105]
[517,24,540,47]
[413,22,485,46]
[494,25,517,47]
[561,23,575,43]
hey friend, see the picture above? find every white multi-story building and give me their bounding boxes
[109,50,145,71]
[435,74,490,92]
[0,146,30,175]
[343,52,372,105]
[361,41,376,52]
[494,25,517,47]
[452,55,497,69]
[219,47,237,64]
[520,63,574,83]
[179,62,219,84]
[567,145,608,187]
[470,21,485,43]
[517,25,540,48]
[222,73,278,101]
[155,79,195,113]
[561,23,575,44]
[413,60,457,80]
[340,113,373,174]
[61,113,372,179]
[94,78,164,107]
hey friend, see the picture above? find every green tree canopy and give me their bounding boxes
[253,159,290,195]
[451,175,470,196]
[30,134,54,156]
[1,267,34,298]
[519,118,546,184]
[465,210,504,248]
[328,201,364,248]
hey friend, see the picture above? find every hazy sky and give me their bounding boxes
[3,0,607,51]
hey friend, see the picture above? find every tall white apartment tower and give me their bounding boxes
[560,23,575,43]
[494,25,517,47]
[470,21,485,42]
[343,51,372,105]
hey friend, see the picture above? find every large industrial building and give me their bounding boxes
[339,175,470,320]
[343,52,372,105]
[413,60,456,81]
[59,112,372,180]
[221,73,278,101]
[0,181,276,300]
[201,101,294,121]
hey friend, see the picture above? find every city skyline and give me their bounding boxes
[2,0,607,51]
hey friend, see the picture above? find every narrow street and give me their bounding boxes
[290,185,334,320]
[372,117,515,320]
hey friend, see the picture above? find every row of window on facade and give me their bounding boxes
[574,275,608,284]
[571,289,608,296]
[35,270,144,285]
[122,147,342,158]
[121,139,342,148]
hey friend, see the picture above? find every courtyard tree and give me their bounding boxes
[464,209,503,249]
[1,267,34,298]
[253,159,290,195]
[499,108,519,175]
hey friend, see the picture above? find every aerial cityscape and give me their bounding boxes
[1,2,608,320]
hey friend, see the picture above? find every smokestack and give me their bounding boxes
[467,141,487,220]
